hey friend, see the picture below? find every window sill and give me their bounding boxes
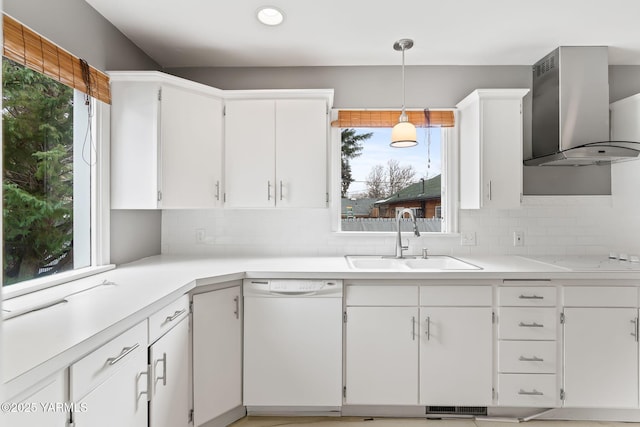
[2,265,116,301]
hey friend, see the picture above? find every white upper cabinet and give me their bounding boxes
[457,89,529,209]
[110,72,224,209]
[224,92,332,208]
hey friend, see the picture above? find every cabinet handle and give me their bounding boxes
[632,318,639,342]
[488,181,492,201]
[155,352,167,387]
[425,316,431,341]
[518,389,543,396]
[234,296,240,319]
[519,321,543,328]
[519,356,544,362]
[411,316,416,340]
[518,294,544,300]
[215,181,220,201]
[165,309,186,323]
[106,343,140,366]
[138,369,149,403]
[280,180,283,201]
[267,181,272,201]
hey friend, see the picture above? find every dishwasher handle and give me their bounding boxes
[268,291,318,296]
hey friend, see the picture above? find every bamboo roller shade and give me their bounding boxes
[331,110,454,128]
[3,14,111,104]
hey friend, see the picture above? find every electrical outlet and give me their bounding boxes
[513,231,524,246]
[460,231,476,246]
[196,229,205,243]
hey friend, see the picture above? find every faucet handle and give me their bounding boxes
[422,248,429,259]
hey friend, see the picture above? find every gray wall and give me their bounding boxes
[5,0,163,265]
[168,64,640,196]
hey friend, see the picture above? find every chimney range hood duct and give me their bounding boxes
[524,46,640,166]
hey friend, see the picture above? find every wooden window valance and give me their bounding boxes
[3,14,111,104]
[331,110,454,128]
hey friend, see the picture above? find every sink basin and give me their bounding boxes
[345,255,481,271]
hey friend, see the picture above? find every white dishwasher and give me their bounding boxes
[243,279,343,413]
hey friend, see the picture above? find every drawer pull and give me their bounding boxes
[106,343,140,366]
[519,321,544,328]
[518,389,544,396]
[519,356,544,362]
[165,309,186,323]
[519,294,544,300]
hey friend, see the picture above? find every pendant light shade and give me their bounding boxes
[390,38,417,148]
[391,115,418,147]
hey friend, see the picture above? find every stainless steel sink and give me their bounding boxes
[345,255,481,271]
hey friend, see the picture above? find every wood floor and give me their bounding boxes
[230,416,640,427]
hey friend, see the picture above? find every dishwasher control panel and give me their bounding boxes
[244,279,342,297]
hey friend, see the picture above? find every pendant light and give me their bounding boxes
[390,38,417,148]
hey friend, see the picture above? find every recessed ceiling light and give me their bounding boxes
[257,6,285,26]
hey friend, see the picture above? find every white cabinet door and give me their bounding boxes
[1,371,67,426]
[275,99,327,208]
[73,346,148,427]
[160,85,223,208]
[149,316,190,427]
[419,307,493,405]
[458,89,529,209]
[224,97,328,208]
[563,307,638,408]
[110,80,160,209]
[110,72,224,209]
[193,286,242,426]
[224,99,276,207]
[345,307,419,405]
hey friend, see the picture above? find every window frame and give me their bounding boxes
[330,108,459,235]
[2,94,113,300]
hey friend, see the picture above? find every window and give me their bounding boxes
[335,109,457,233]
[2,14,111,297]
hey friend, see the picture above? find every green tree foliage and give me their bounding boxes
[3,58,75,285]
[341,128,372,197]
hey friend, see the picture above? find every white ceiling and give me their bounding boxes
[85,0,640,68]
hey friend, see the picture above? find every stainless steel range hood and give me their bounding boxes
[524,46,640,166]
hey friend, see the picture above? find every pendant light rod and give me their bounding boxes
[393,38,414,121]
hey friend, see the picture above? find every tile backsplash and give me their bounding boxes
[161,195,629,258]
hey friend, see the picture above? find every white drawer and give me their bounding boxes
[499,341,557,374]
[420,285,491,306]
[499,286,556,307]
[148,294,190,343]
[498,374,557,407]
[346,285,417,306]
[499,307,557,340]
[70,321,147,400]
[563,286,638,307]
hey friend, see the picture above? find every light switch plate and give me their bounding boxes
[460,231,476,246]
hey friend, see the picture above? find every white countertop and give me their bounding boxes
[3,253,640,397]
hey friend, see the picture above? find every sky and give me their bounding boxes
[346,127,442,198]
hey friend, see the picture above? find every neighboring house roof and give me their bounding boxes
[341,197,377,216]
[376,174,441,205]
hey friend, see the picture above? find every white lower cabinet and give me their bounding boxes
[419,307,493,405]
[345,284,493,407]
[0,371,67,426]
[192,285,242,426]
[149,296,191,427]
[563,307,639,408]
[71,321,148,427]
[345,306,419,404]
